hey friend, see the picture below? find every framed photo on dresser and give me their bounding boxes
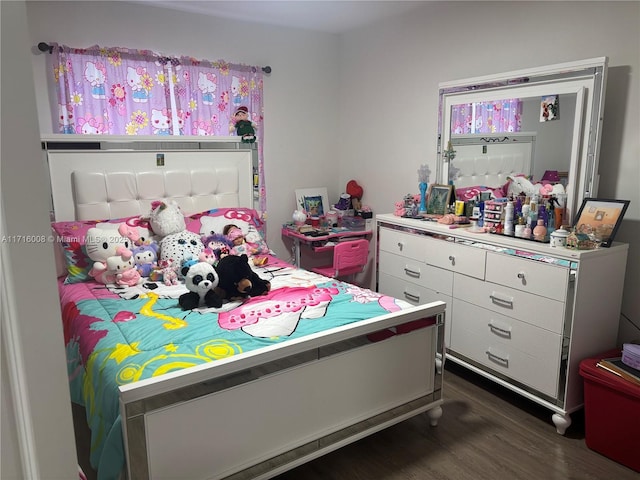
[573,198,629,247]
[426,184,453,215]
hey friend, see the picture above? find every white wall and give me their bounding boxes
[1,1,77,478]
[5,0,638,475]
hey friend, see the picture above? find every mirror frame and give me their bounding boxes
[437,57,608,223]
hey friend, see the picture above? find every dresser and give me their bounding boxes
[376,213,628,434]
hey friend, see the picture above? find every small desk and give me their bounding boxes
[281,225,372,268]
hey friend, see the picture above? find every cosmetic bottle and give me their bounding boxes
[533,218,547,241]
[504,201,514,235]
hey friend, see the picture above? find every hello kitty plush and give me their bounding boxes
[106,247,143,287]
[85,227,133,284]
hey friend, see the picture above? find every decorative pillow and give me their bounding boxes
[185,208,270,255]
[51,216,151,284]
[455,185,506,202]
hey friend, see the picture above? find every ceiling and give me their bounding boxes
[133,1,427,34]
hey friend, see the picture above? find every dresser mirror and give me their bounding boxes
[436,57,608,223]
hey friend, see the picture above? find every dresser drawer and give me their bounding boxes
[453,274,565,334]
[379,227,486,280]
[379,227,430,260]
[378,271,452,345]
[379,250,453,294]
[423,236,486,280]
[485,251,569,301]
[378,272,452,309]
[450,298,561,398]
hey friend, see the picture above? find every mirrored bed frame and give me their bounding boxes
[44,136,446,480]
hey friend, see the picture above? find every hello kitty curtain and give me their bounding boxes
[450,99,522,134]
[50,43,266,212]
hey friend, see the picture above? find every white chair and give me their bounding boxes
[311,238,369,282]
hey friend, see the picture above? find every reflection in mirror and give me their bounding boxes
[437,58,607,224]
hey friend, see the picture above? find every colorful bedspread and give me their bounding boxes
[60,256,411,480]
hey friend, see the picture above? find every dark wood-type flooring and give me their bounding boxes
[75,362,638,480]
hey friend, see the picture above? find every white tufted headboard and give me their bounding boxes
[450,133,536,189]
[47,149,254,221]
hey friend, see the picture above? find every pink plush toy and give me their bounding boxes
[159,259,179,286]
[394,201,406,217]
[539,183,554,196]
[118,223,140,245]
[116,266,143,287]
[199,248,217,265]
[106,246,143,287]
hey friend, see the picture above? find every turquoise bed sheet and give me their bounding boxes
[59,256,410,480]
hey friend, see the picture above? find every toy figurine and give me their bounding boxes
[230,106,256,143]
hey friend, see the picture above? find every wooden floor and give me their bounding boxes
[75,362,637,479]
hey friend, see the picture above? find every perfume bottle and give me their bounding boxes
[533,218,547,241]
[522,197,531,219]
[538,204,548,227]
[547,201,556,235]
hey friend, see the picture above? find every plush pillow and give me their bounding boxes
[185,208,270,255]
[51,216,151,284]
[455,185,506,202]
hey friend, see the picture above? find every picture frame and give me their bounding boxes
[573,197,630,248]
[540,94,559,122]
[295,187,329,217]
[426,184,453,215]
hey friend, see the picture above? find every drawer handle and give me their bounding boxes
[486,349,509,366]
[489,293,514,309]
[404,291,420,302]
[448,255,455,266]
[488,322,512,338]
[404,267,421,278]
[397,242,404,252]
[517,272,525,279]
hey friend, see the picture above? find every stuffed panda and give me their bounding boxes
[179,261,223,310]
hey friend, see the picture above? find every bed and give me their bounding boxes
[47,139,446,480]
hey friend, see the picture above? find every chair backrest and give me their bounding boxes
[332,238,370,277]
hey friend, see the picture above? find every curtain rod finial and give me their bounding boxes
[38,42,53,53]
[262,66,272,74]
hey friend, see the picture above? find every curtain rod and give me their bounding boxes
[37,42,272,74]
